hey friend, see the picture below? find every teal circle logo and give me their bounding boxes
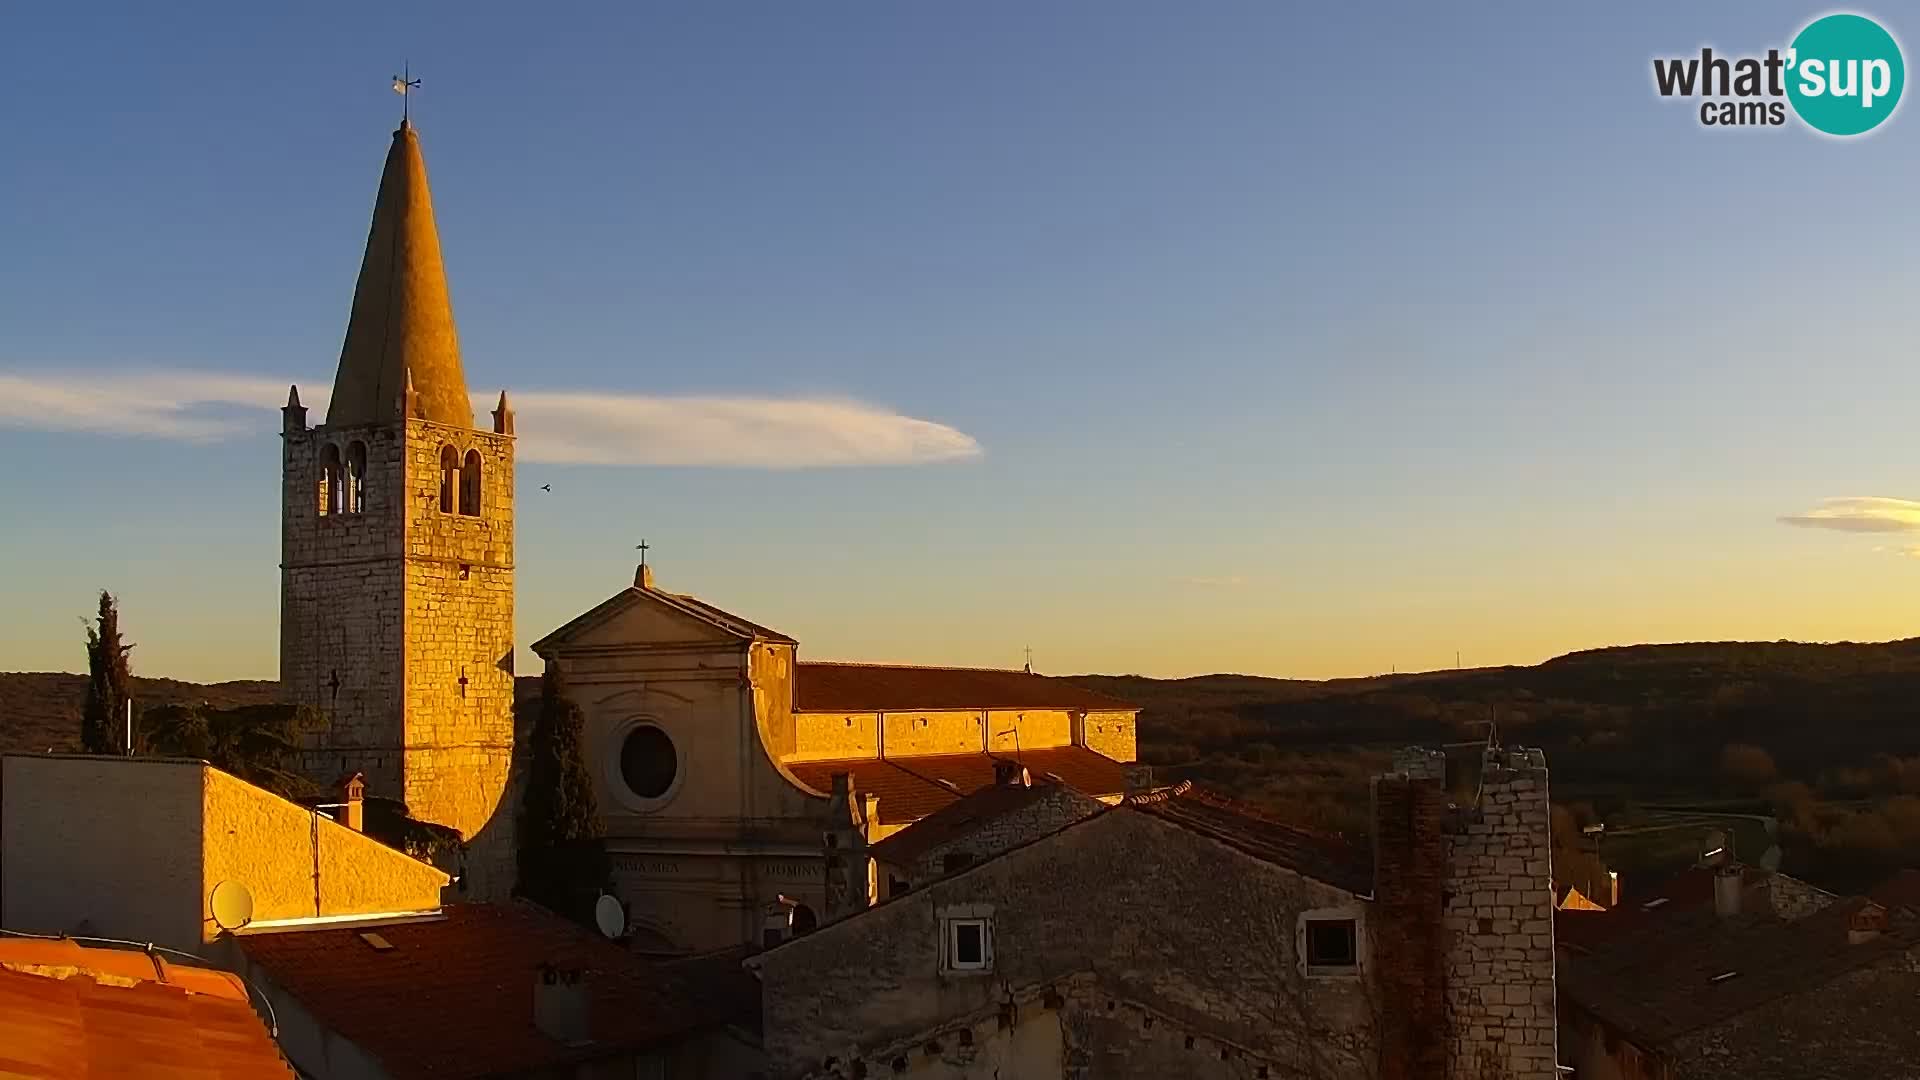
[1786,14,1904,136]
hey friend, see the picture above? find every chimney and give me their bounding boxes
[1848,903,1888,946]
[533,965,591,1046]
[1713,866,1742,919]
[1121,763,1155,796]
[1608,870,1620,909]
[335,772,366,832]
[994,760,1031,788]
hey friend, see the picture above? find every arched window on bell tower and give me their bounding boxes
[439,445,459,513]
[318,444,343,517]
[460,450,482,516]
[346,441,368,514]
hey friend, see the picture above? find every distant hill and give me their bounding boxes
[10,638,1920,890]
[0,672,280,756]
[1070,638,1920,892]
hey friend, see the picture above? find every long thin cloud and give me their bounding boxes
[1779,496,1920,533]
[0,369,981,468]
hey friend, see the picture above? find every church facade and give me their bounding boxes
[279,120,519,899]
[532,571,1141,954]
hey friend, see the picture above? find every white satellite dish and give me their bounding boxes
[594,894,626,940]
[210,880,254,932]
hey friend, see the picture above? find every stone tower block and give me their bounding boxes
[279,123,518,900]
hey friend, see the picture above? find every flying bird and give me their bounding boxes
[540,484,552,492]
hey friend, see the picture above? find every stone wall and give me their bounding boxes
[1078,710,1137,763]
[281,408,517,901]
[892,784,1107,888]
[787,707,1137,765]
[401,419,516,898]
[1440,748,1557,1080]
[282,420,410,798]
[758,807,1376,1079]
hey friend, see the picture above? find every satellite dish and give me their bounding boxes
[594,894,626,940]
[210,881,254,932]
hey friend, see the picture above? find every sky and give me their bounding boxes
[3,3,1919,683]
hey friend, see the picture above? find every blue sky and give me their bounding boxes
[4,3,1919,682]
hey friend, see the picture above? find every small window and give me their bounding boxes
[1306,919,1357,968]
[460,449,482,516]
[318,444,343,517]
[946,918,991,971]
[345,441,368,514]
[438,445,458,513]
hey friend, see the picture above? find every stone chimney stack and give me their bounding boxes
[335,772,366,832]
[533,965,590,1046]
[823,772,871,920]
[994,760,1031,788]
[1714,866,1744,919]
[1121,763,1156,796]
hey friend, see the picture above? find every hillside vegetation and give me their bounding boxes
[1072,638,1920,893]
[8,638,1920,892]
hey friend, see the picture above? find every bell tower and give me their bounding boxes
[280,120,517,897]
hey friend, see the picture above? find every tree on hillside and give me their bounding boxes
[1721,743,1777,791]
[516,662,611,924]
[81,591,133,755]
[140,702,318,799]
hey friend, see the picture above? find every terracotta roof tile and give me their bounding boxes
[867,780,1062,865]
[1123,782,1374,895]
[1871,868,1920,912]
[1559,897,1917,1046]
[0,940,293,1079]
[237,902,714,1079]
[794,663,1135,712]
[786,747,1128,825]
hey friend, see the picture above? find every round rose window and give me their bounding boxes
[619,725,677,800]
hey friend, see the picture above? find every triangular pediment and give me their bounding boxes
[532,586,774,654]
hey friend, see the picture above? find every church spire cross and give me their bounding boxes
[392,65,421,126]
[633,539,657,590]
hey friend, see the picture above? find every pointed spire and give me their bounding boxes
[283,384,308,432]
[491,390,515,435]
[325,125,473,429]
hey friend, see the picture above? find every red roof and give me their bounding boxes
[1871,868,1920,912]
[0,939,293,1079]
[1556,866,1767,952]
[237,903,715,1079]
[867,780,1065,865]
[786,746,1128,825]
[1125,783,1374,895]
[793,663,1135,713]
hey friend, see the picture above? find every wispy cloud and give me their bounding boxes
[1872,544,1920,559]
[1780,496,1920,533]
[1176,575,1249,588]
[0,369,982,468]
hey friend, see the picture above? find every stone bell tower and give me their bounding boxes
[280,119,517,898]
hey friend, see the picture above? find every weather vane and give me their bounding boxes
[392,64,421,125]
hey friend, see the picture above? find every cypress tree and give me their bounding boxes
[516,661,610,923]
[81,590,133,755]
